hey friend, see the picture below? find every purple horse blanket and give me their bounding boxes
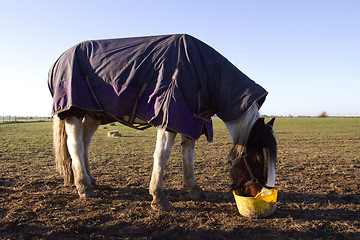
[48,34,267,142]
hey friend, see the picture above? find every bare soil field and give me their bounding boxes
[0,118,359,239]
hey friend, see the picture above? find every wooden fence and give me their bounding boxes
[1,116,52,123]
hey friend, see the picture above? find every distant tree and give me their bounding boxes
[318,111,328,118]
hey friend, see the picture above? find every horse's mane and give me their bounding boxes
[225,104,260,146]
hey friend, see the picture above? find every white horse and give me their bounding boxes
[53,103,276,211]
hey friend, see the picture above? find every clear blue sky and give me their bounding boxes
[0,0,359,116]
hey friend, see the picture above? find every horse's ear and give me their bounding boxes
[247,117,265,147]
[267,117,275,127]
[253,117,265,130]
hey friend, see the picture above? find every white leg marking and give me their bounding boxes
[65,116,95,198]
[181,135,205,201]
[180,135,196,189]
[82,115,101,186]
[149,129,176,210]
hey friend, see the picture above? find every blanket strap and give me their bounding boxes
[85,76,151,130]
[129,82,149,126]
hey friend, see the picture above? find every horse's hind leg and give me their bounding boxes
[149,129,176,211]
[82,115,101,187]
[180,135,206,201]
[65,116,95,198]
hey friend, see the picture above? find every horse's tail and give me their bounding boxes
[53,115,74,185]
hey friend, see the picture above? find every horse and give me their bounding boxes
[48,34,277,211]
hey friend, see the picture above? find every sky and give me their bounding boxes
[0,0,359,117]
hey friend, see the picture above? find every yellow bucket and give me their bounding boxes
[233,188,278,218]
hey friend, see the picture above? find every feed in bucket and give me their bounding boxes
[233,188,278,218]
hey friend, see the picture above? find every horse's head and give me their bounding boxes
[228,118,277,197]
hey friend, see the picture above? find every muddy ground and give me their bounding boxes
[0,118,359,239]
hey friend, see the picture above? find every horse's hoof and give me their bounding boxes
[78,187,96,199]
[90,178,97,188]
[151,198,174,211]
[188,187,206,201]
[63,179,74,187]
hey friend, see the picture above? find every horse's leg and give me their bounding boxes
[149,129,176,211]
[181,135,206,201]
[65,116,95,198]
[82,115,101,187]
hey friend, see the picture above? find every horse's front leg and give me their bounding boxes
[65,116,95,198]
[181,135,206,201]
[149,129,176,211]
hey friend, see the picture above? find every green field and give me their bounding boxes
[0,118,359,239]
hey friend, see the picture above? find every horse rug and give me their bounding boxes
[48,34,268,142]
